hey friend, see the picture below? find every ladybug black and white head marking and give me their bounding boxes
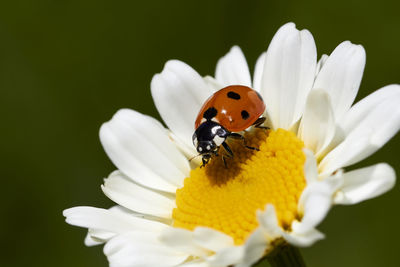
[192,120,229,155]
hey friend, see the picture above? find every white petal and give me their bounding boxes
[180,260,211,267]
[283,222,325,247]
[313,41,366,121]
[100,109,190,192]
[235,228,269,267]
[315,54,328,77]
[215,46,252,87]
[253,52,266,92]
[209,246,244,267]
[303,149,318,184]
[151,60,214,151]
[299,89,336,158]
[169,131,202,166]
[82,206,148,246]
[203,76,223,92]
[193,227,234,252]
[318,124,346,160]
[320,94,400,175]
[63,206,167,235]
[334,163,396,205]
[260,22,317,130]
[84,206,138,245]
[85,228,118,246]
[101,171,176,218]
[341,84,400,133]
[296,175,342,233]
[257,205,282,241]
[84,231,105,246]
[104,232,188,267]
[159,227,209,257]
[258,204,324,247]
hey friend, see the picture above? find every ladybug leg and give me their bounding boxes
[221,142,234,168]
[229,133,260,151]
[244,145,260,151]
[222,155,228,168]
[252,117,269,129]
[229,132,243,139]
[222,142,233,157]
[200,158,206,168]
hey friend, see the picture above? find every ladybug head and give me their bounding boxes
[192,120,229,155]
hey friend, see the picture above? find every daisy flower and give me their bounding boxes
[64,22,399,267]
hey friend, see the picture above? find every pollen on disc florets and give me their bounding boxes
[173,128,306,245]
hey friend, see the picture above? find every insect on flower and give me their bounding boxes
[192,85,267,167]
[63,22,399,267]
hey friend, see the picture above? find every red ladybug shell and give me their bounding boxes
[195,85,266,132]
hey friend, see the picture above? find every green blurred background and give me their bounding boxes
[1,0,399,266]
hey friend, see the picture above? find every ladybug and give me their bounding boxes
[192,85,267,167]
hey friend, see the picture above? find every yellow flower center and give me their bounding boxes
[173,129,306,245]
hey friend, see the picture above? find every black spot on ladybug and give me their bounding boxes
[256,91,264,102]
[241,110,250,120]
[227,91,241,100]
[203,107,218,120]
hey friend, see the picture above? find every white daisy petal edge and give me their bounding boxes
[63,206,168,243]
[315,54,328,77]
[258,204,325,248]
[235,228,269,267]
[210,228,269,267]
[160,227,242,266]
[151,60,215,155]
[84,231,105,247]
[296,175,342,235]
[159,227,210,257]
[334,163,396,205]
[319,89,400,176]
[341,84,400,134]
[298,89,336,159]
[100,108,189,192]
[180,261,211,267]
[313,41,366,122]
[252,52,266,92]
[101,170,176,218]
[296,151,342,234]
[104,231,188,267]
[215,46,252,87]
[83,206,143,246]
[193,227,235,252]
[260,22,317,130]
